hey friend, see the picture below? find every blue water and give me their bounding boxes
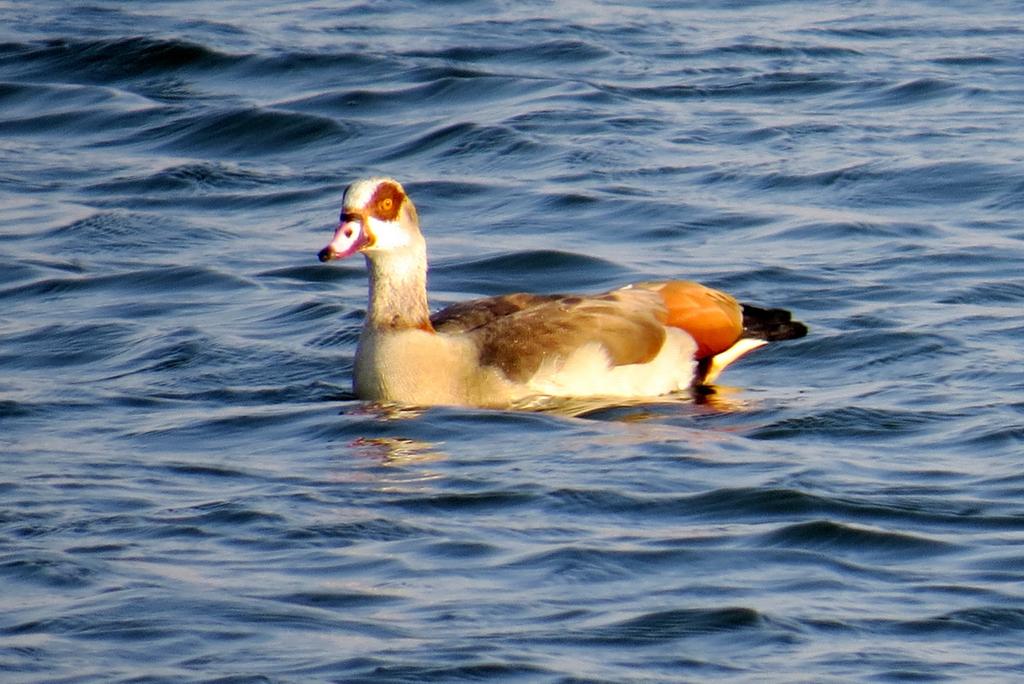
[2,1,1024,681]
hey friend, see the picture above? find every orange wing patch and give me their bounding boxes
[642,281,743,358]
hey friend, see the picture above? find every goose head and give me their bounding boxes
[318,177,421,263]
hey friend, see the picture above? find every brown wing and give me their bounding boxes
[430,293,562,334]
[432,290,669,383]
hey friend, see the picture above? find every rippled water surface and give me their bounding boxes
[3,1,1024,681]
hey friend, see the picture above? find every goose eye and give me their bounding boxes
[379,197,393,212]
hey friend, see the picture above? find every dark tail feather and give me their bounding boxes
[741,304,808,341]
[693,304,807,386]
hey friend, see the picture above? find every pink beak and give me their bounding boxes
[318,217,369,262]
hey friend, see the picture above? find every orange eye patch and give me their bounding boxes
[369,182,404,220]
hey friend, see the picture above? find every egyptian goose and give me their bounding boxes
[318,177,806,408]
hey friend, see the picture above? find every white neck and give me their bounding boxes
[363,240,432,331]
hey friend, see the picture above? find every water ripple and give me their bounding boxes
[132,106,353,157]
[577,606,765,645]
[0,35,240,88]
